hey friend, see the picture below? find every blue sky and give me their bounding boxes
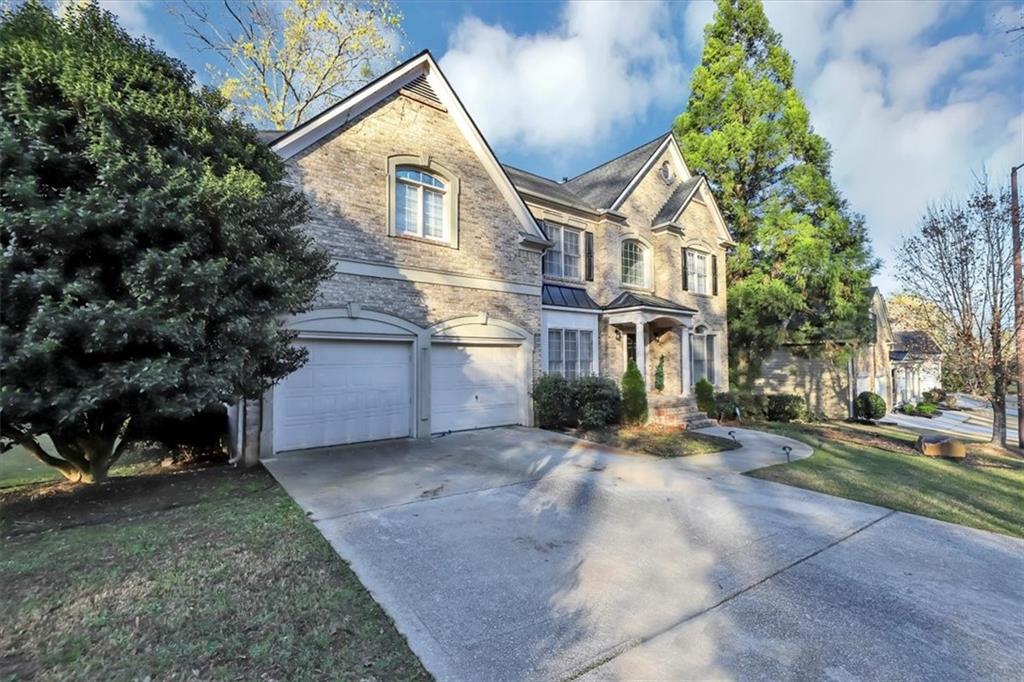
[96,0,1022,294]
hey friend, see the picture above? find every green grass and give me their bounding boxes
[0,467,428,681]
[747,422,1024,538]
[574,424,742,458]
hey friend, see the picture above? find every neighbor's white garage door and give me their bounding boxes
[430,343,521,433]
[274,339,412,452]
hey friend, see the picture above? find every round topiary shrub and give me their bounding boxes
[855,391,886,421]
[621,359,648,424]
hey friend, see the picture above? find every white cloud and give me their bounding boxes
[439,1,684,151]
[96,0,158,42]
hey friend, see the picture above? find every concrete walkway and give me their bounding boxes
[265,427,1023,682]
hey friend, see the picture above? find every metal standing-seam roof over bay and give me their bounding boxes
[541,284,601,310]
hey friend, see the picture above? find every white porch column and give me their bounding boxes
[681,328,691,396]
[635,316,646,385]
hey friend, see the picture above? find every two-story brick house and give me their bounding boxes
[241,51,734,460]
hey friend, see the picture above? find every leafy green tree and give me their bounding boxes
[177,0,403,129]
[0,2,333,482]
[674,0,877,388]
[621,360,648,425]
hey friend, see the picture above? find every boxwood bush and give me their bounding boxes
[855,391,887,421]
[713,392,739,421]
[766,394,805,422]
[694,378,715,414]
[532,375,622,429]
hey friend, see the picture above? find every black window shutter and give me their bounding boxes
[712,254,719,295]
[584,232,594,281]
[541,250,547,275]
[681,247,689,291]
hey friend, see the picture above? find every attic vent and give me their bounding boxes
[401,74,444,109]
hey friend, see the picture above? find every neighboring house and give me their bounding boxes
[890,331,943,404]
[235,50,735,461]
[753,287,895,419]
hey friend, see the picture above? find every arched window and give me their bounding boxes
[621,240,648,288]
[395,166,448,241]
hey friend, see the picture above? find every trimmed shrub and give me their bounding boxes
[572,376,622,429]
[654,355,665,392]
[713,392,739,421]
[916,402,940,418]
[695,378,715,414]
[736,393,768,420]
[922,387,946,405]
[898,403,918,416]
[766,394,805,422]
[621,359,648,424]
[532,375,574,428]
[855,391,887,421]
[129,404,228,463]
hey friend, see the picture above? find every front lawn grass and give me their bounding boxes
[0,466,428,681]
[747,422,1024,538]
[573,424,741,458]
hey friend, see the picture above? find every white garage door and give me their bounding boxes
[430,343,522,433]
[274,339,412,452]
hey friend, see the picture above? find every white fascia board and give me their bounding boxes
[542,305,601,315]
[423,57,547,242]
[271,55,429,160]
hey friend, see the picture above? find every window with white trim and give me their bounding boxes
[547,328,593,378]
[621,240,648,288]
[690,329,716,386]
[543,224,582,279]
[686,249,710,295]
[395,166,448,241]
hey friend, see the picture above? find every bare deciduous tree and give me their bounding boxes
[896,176,1015,445]
[175,0,403,130]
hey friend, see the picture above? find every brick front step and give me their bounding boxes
[647,394,718,429]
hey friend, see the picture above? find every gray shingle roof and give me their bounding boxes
[603,291,697,313]
[564,134,669,210]
[652,176,703,226]
[503,166,597,213]
[257,130,287,144]
[893,331,942,356]
[542,284,600,310]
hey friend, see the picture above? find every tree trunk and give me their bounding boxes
[991,317,1007,447]
[1011,166,1023,448]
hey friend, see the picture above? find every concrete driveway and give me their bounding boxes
[264,427,1023,681]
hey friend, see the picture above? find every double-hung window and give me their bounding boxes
[395,166,448,241]
[543,224,582,279]
[690,332,716,386]
[686,249,710,295]
[621,240,648,288]
[547,328,593,378]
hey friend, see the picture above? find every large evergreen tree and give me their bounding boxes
[0,2,333,482]
[674,0,877,388]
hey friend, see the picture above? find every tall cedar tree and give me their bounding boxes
[674,0,877,388]
[0,2,333,482]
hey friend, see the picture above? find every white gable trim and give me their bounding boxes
[270,51,546,242]
[608,134,693,212]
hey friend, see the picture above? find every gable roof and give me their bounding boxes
[652,175,703,226]
[503,165,598,214]
[267,50,548,246]
[893,331,942,356]
[563,134,670,210]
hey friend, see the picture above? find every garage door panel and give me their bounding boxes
[431,344,522,434]
[275,340,412,452]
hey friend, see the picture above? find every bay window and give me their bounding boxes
[547,328,594,378]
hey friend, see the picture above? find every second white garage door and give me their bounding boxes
[273,339,413,452]
[430,343,522,433]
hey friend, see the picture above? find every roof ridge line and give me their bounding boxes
[565,132,672,184]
